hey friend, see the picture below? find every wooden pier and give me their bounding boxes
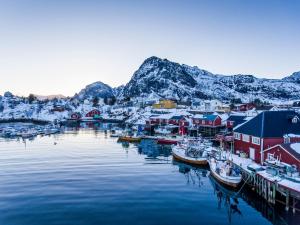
[229,154,300,214]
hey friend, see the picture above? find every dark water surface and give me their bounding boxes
[0,128,298,225]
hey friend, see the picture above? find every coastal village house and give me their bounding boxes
[85,109,101,118]
[233,103,256,112]
[193,114,224,137]
[233,110,300,164]
[152,99,177,109]
[203,100,222,112]
[226,115,248,132]
[262,143,300,168]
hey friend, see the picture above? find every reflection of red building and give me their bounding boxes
[85,109,101,118]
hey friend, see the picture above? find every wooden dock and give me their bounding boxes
[228,153,300,214]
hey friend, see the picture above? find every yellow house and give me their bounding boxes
[152,99,177,109]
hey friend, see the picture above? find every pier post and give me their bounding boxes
[292,198,296,214]
[272,183,276,204]
[285,191,290,211]
[267,181,271,203]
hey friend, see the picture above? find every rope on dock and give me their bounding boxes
[234,175,251,198]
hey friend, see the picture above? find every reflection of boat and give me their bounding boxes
[173,160,208,186]
[209,174,242,223]
[172,145,208,166]
[138,139,172,160]
[209,174,239,197]
[118,136,141,143]
[209,157,242,188]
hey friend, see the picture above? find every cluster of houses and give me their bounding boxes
[141,99,300,169]
[65,98,300,169]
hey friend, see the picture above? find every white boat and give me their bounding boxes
[110,129,123,138]
[172,145,209,166]
[21,129,38,139]
[209,157,242,188]
[154,127,171,135]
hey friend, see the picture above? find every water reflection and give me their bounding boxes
[173,161,207,187]
[209,175,242,224]
[0,125,299,225]
[137,139,172,164]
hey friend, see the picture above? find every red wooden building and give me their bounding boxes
[178,118,189,135]
[226,115,247,131]
[193,114,224,137]
[262,143,300,169]
[234,103,256,112]
[234,111,300,164]
[85,109,101,118]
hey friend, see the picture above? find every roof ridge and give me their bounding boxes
[260,111,265,138]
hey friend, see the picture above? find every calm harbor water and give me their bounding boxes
[0,124,299,225]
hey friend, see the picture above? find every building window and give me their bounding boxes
[292,116,299,124]
[242,134,250,142]
[284,136,290,144]
[234,133,240,140]
[202,120,205,125]
[252,136,260,145]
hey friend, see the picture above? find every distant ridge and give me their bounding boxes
[35,94,67,100]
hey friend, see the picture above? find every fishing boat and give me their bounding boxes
[157,136,183,145]
[109,128,123,138]
[154,127,171,135]
[118,135,141,143]
[172,144,209,166]
[209,157,242,188]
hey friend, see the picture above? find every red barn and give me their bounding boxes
[262,143,300,169]
[234,110,300,164]
[85,109,101,118]
[234,103,256,112]
[226,115,247,131]
[193,114,222,127]
[169,115,186,126]
[193,114,224,137]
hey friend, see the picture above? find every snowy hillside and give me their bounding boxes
[75,81,114,100]
[116,56,300,102]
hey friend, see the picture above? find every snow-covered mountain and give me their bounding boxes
[75,81,114,101]
[116,56,300,102]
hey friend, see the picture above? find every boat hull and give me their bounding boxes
[157,139,178,145]
[209,166,241,189]
[172,149,208,166]
[118,136,141,143]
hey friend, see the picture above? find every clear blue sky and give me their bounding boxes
[0,0,299,96]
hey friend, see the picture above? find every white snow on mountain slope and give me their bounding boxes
[75,81,114,100]
[117,56,300,103]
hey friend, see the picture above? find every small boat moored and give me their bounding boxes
[209,157,242,188]
[118,136,142,143]
[172,144,209,166]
